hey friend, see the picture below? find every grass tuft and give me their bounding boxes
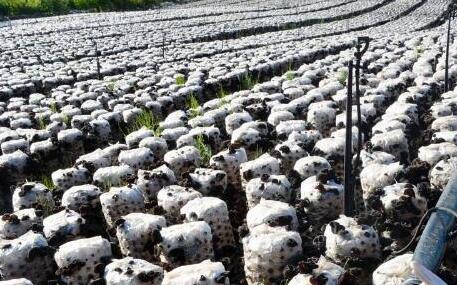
[62,113,71,126]
[285,71,295,81]
[37,196,54,217]
[49,102,58,113]
[175,75,186,86]
[338,69,349,86]
[100,180,113,192]
[414,46,424,59]
[186,93,201,118]
[106,81,117,92]
[40,174,56,191]
[217,86,229,107]
[127,108,162,137]
[240,74,259,90]
[254,144,264,159]
[195,135,212,166]
[37,116,47,130]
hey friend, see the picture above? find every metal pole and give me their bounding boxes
[162,32,165,58]
[94,41,101,80]
[445,10,452,92]
[34,52,44,66]
[344,61,354,217]
[353,37,369,173]
[355,50,362,166]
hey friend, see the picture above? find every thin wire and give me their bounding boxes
[393,207,438,255]
[393,206,457,255]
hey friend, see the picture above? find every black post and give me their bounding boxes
[344,61,354,217]
[355,48,362,168]
[162,32,165,58]
[92,40,101,80]
[34,52,44,66]
[353,37,370,172]
[445,7,456,92]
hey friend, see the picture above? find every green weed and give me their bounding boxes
[195,135,212,166]
[99,178,131,192]
[49,102,58,113]
[285,71,295,81]
[285,61,296,81]
[106,81,117,92]
[127,108,162,137]
[254,144,264,159]
[37,116,47,130]
[186,93,201,118]
[240,74,259,90]
[100,180,113,192]
[40,174,55,191]
[414,46,424,59]
[37,196,54,217]
[62,113,71,126]
[338,69,349,86]
[175,75,186,86]
[217,86,229,107]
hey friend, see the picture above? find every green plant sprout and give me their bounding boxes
[101,180,113,192]
[338,69,349,86]
[285,71,295,81]
[62,113,71,126]
[106,81,117,92]
[37,196,54,217]
[414,46,424,59]
[49,102,58,113]
[240,74,259,90]
[254,144,264,159]
[37,116,47,130]
[175,75,187,86]
[217,86,229,107]
[195,134,212,166]
[40,174,55,191]
[186,93,201,118]
[127,108,162,136]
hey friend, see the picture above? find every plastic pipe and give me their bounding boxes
[401,173,457,285]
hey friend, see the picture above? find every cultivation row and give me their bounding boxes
[0,0,387,73]
[0,6,448,104]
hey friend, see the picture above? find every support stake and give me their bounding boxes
[92,39,101,80]
[162,32,166,58]
[445,5,457,92]
[344,61,354,217]
[353,37,370,173]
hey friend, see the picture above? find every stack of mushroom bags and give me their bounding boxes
[2,30,457,285]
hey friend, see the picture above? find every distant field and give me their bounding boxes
[0,0,168,17]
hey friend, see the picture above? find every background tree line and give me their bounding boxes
[0,0,171,17]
